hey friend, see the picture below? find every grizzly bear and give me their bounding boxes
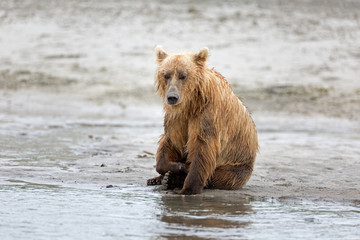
[147,46,258,195]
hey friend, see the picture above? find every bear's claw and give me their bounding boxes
[147,175,163,186]
[161,171,172,190]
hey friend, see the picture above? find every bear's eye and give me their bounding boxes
[164,74,171,81]
[178,74,187,81]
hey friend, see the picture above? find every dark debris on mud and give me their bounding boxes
[0,70,77,89]
[235,85,360,120]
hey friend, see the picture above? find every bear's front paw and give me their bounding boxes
[161,171,186,190]
[147,175,163,186]
[161,171,172,190]
[179,185,203,195]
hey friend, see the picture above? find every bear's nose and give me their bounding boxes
[167,93,179,105]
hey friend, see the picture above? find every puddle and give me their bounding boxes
[1,182,359,240]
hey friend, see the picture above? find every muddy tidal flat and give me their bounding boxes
[1,1,360,239]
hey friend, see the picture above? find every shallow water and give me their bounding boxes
[1,180,359,240]
[1,102,359,239]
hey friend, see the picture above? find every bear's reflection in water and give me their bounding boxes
[159,192,253,233]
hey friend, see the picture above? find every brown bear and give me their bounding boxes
[147,46,259,195]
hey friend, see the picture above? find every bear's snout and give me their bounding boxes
[167,92,179,105]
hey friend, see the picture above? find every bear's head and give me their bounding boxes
[154,46,209,108]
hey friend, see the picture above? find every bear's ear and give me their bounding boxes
[155,45,168,63]
[194,47,209,63]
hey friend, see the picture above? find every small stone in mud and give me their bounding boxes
[100,163,106,167]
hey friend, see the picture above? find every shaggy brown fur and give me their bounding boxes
[146,46,259,195]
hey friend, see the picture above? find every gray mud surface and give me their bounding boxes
[1,0,360,239]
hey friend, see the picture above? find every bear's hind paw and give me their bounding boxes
[147,175,163,186]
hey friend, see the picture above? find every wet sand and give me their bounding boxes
[1,88,359,203]
[0,0,360,239]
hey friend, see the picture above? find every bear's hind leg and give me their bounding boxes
[207,164,253,190]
